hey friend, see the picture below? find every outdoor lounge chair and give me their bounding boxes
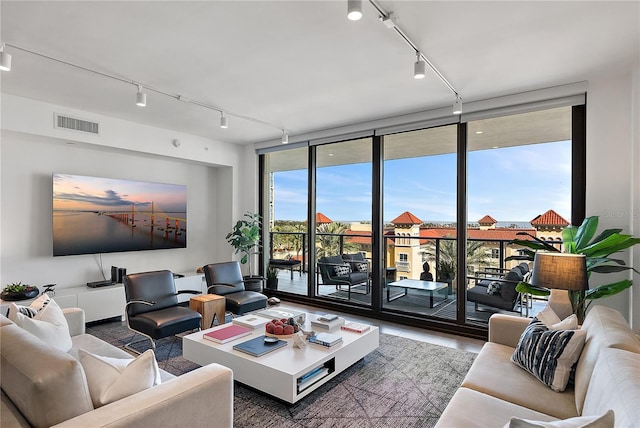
[317,255,369,300]
[466,263,529,313]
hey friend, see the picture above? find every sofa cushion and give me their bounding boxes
[79,349,160,407]
[504,410,614,428]
[462,342,579,419]
[574,305,640,414]
[0,323,93,427]
[583,348,639,428]
[487,281,502,295]
[435,387,557,428]
[9,297,72,352]
[511,319,585,392]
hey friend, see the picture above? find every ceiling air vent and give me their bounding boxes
[54,113,100,135]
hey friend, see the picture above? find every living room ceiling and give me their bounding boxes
[1,1,638,146]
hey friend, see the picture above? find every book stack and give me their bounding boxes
[203,324,252,344]
[232,335,287,357]
[232,314,269,330]
[310,314,345,331]
[308,332,343,348]
[297,365,330,392]
[340,321,371,334]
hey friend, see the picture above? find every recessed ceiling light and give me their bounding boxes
[475,131,483,134]
[492,146,499,149]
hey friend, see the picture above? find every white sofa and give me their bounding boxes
[436,304,640,427]
[1,308,234,428]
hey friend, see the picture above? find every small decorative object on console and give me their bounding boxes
[1,282,40,301]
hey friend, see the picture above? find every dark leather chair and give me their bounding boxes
[123,270,202,352]
[202,261,268,316]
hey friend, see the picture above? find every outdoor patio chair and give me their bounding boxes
[317,255,370,300]
[466,263,527,313]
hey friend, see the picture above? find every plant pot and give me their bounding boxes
[266,277,278,290]
[243,275,264,292]
[1,286,39,301]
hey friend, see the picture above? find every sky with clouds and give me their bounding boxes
[272,140,571,225]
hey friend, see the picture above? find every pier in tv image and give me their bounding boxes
[53,174,187,256]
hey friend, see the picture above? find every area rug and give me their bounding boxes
[88,321,476,428]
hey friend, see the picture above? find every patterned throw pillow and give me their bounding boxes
[7,293,50,319]
[486,281,502,295]
[355,262,368,272]
[333,264,351,276]
[511,319,586,392]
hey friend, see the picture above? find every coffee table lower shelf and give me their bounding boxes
[183,323,379,404]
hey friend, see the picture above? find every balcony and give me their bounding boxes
[267,231,548,324]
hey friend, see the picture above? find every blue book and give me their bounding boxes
[232,335,287,357]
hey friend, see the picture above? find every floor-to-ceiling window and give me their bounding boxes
[262,147,308,296]
[259,100,584,337]
[382,125,458,318]
[315,138,372,304]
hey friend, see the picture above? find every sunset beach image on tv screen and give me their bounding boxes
[53,174,187,256]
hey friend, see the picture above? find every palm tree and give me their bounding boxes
[423,236,489,281]
[316,222,359,257]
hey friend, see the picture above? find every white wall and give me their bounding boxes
[585,65,639,327]
[0,95,254,289]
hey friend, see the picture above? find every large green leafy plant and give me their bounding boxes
[226,212,262,276]
[508,216,640,316]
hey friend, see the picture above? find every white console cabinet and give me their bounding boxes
[1,273,206,323]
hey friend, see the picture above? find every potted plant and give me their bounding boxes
[507,215,640,321]
[226,212,263,291]
[1,282,39,301]
[266,266,279,290]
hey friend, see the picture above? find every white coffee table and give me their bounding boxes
[182,311,379,403]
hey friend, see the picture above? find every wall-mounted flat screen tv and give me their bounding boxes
[53,174,187,256]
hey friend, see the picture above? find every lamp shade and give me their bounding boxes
[530,252,588,291]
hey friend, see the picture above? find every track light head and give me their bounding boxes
[0,44,11,71]
[453,96,463,115]
[220,112,228,129]
[136,85,147,107]
[281,130,289,144]
[347,0,363,21]
[414,52,426,79]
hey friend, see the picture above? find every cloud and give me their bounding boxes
[54,189,151,208]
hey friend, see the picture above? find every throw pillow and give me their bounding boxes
[511,319,586,392]
[10,297,73,352]
[333,264,351,276]
[355,262,368,272]
[79,349,161,408]
[7,293,51,320]
[536,305,579,331]
[504,409,614,428]
[486,281,502,295]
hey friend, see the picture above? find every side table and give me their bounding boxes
[189,294,226,329]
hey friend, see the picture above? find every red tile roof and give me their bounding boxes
[391,211,422,225]
[418,227,537,242]
[478,215,497,225]
[530,210,569,227]
[345,230,372,245]
[315,212,332,224]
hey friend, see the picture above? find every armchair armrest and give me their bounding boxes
[53,363,234,428]
[176,289,202,295]
[488,314,530,347]
[62,308,85,336]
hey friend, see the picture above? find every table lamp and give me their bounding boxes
[530,252,588,323]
